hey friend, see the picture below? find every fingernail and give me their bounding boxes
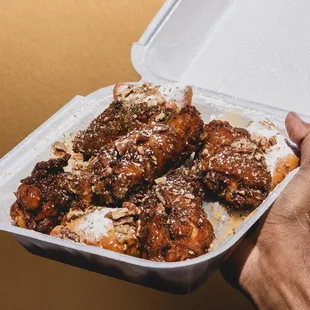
[289,111,302,120]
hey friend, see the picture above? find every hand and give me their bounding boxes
[221,112,310,309]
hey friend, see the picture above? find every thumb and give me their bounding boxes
[285,112,310,167]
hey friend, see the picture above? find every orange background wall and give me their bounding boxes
[0,1,252,309]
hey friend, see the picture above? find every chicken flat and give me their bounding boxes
[89,105,203,206]
[51,206,141,257]
[195,120,272,209]
[128,166,214,262]
[73,83,192,157]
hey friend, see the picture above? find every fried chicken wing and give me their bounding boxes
[113,83,193,107]
[73,83,192,157]
[128,166,214,262]
[51,206,141,257]
[10,155,92,233]
[89,105,203,205]
[246,119,300,189]
[195,120,272,209]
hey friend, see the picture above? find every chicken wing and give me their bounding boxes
[195,120,272,209]
[246,119,299,189]
[73,83,192,157]
[10,155,92,233]
[51,206,141,257]
[128,166,214,262]
[89,105,203,206]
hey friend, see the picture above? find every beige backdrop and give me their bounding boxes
[0,1,253,309]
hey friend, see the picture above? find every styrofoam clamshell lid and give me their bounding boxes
[132,0,310,115]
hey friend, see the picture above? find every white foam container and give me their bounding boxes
[1,0,310,294]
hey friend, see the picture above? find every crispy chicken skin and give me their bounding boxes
[51,206,141,257]
[195,120,272,209]
[89,105,204,206]
[10,155,92,234]
[128,166,214,262]
[73,83,192,157]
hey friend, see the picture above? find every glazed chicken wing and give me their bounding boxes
[128,166,214,262]
[10,155,92,234]
[246,119,299,189]
[195,120,272,209]
[89,105,203,206]
[73,83,192,157]
[51,206,141,257]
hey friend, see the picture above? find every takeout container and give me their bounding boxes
[1,0,310,294]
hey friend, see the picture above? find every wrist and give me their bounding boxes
[239,236,310,309]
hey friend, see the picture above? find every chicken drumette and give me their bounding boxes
[10,155,92,234]
[194,120,272,209]
[127,166,214,262]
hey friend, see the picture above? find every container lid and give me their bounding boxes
[132,0,310,115]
